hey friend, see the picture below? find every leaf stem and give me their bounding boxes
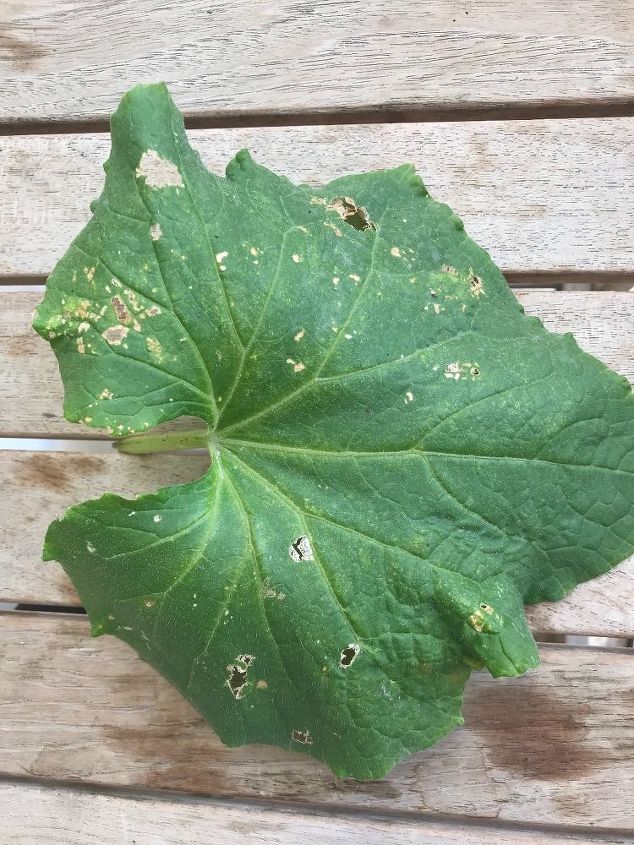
[116,428,210,454]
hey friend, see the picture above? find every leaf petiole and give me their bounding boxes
[116,428,210,455]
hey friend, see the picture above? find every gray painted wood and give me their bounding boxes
[1,1,633,123]
[2,781,627,845]
[1,119,633,277]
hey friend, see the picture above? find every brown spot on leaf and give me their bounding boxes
[102,325,129,346]
[111,295,130,324]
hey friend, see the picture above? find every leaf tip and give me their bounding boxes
[226,148,256,179]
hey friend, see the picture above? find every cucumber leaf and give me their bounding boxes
[33,83,634,780]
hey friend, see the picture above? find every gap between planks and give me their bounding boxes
[2,97,634,138]
[4,274,634,288]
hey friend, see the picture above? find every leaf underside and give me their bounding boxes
[34,83,634,780]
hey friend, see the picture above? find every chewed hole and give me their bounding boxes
[339,643,361,668]
[291,729,313,745]
[226,664,248,698]
[289,535,314,562]
[328,196,374,231]
[226,654,255,699]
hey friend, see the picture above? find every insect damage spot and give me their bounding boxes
[111,295,130,324]
[150,222,162,241]
[328,197,374,231]
[102,325,129,346]
[146,337,163,360]
[339,643,360,668]
[286,358,306,373]
[226,654,255,699]
[444,361,480,381]
[469,604,493,632]
[292,729,313,745]
[135,149,184,189]
[289,535,314,562]
[469,272,485,297]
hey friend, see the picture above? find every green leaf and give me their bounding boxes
[33,83,634,780]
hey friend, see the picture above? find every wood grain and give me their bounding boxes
[1,1,633,124]
[0,612,632,828]
[1,291,631,438]
[2,783,627,845]
[1,447,632,638]
[0,449,209,605]
[1,119,633,277]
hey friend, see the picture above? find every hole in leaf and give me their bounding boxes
[339,643,361,668]
[292,729,313,744]
[328,196,374,231]
[289,535,314,562]
[226,654,255,699]
[469,273,484,297]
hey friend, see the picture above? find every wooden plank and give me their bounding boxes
[2,783,626,845]
[0,612,632,828]
[1,1,634,124]
[0,450,209,605]
[1,119,633,277]
[1,446,632,638]
[1,291,631,438]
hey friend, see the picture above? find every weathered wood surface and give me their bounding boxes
[1,447,632,637]
[0,450,209,605]
[1,291,631,438]
[1,119,633,277]
[0,613,632,828]
[1,1,634,124]
[2,783,629,845]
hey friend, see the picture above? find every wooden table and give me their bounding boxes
[1,2,633,842]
